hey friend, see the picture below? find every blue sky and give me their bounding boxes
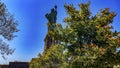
[0,0,120,64]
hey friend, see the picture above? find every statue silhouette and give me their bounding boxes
[45,5,57,30]
[45,5,57,24]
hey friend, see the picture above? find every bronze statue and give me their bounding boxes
[45,5,57,26]
[44,5,60,49]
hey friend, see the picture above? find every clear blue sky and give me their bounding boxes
[0,0,120,64]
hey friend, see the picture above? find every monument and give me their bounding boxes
[45,5,57,30]
[44,5,59,49]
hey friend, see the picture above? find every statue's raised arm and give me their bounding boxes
[45,5,57,24]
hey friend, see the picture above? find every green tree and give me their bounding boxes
[0,1,19,59]
[30,44,67,68]
[31,1,120,68]
[49,1,120,67]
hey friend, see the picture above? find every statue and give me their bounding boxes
[44,5,60,49]
[45,5,57,30]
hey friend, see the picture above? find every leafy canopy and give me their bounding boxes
[0,1,19,59]
[30,1,120,68]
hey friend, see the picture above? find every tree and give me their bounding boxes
[30,44,67,68]
[0,2,19,59]
[31,1,120,68]
[49,1,120,67]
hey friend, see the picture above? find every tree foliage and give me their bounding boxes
[30,44,68,68]
[30,1,120,68]
[0,2,19,59]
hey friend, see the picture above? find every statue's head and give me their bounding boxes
[51,8,54,12]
